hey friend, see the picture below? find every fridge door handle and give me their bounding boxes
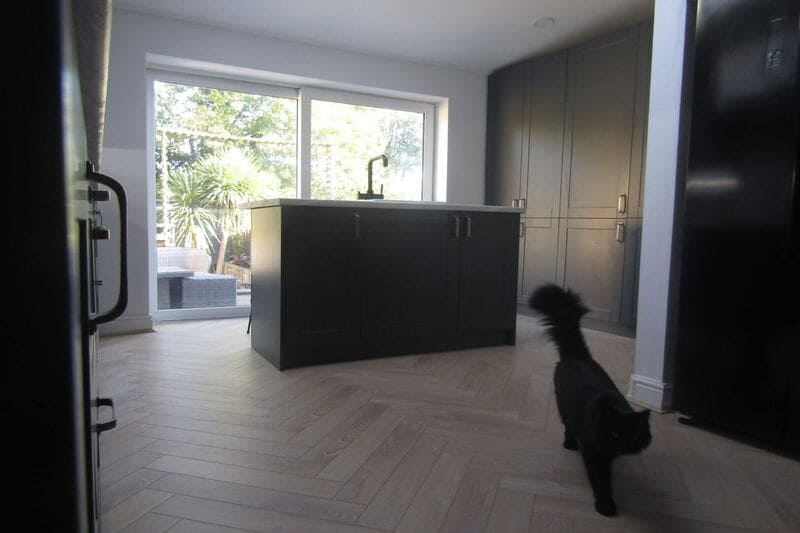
[93,397,117,434]
[86,162,128,329]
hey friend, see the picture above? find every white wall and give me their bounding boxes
[628,0,692,411]
[98,8,488,333]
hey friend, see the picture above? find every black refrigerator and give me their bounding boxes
[4,1,125,530]
[673,0,800,451]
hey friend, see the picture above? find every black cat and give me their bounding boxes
[529,284,651,516]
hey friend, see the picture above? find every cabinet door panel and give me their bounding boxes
[522,52,567,218]
[361,210,459,341]
[620,218,642,328]
[520,218,560,301]
[557,218,625,322]
[459,212,518,332]
[486,63,526,207]
[628,24,652,219]
[283,207,360,348]
[561,29,637,219]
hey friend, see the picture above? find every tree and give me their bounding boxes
[167,168,217,254]
[193,147,261,273]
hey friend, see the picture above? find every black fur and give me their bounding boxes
[529,284,651,516]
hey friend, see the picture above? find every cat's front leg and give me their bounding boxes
[563,427,579,450]
[582,451,616,516]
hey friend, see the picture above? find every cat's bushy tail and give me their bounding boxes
[529,284,590,359]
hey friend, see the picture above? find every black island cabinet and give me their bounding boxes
[248,199,521,370]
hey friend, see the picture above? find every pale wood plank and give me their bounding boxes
[141,425,307,458]
[335,418,426,504]
[486,488,534,532]
[146,455,341,499]
[316,407,404,482]
[145,439,322,477]
[395,449,472,533]
[120,512,179,533]
[100,489,173,533]
[439,467,501,533]
[151,473,364,524]
[356,433,448,530]
[154,494,383,533]
[101,468,167,514]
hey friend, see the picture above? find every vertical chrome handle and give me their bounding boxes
[354,213,361,239]
[618,194,627,214]
[464,216,472,239]
[519,198,526,210]
[451,215,461,239]
[616,223,626,242]
[519,221,525,238]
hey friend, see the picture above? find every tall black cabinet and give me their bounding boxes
[486,22,651,327]
[673,0,800,452]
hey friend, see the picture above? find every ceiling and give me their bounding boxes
[116,0,654,74]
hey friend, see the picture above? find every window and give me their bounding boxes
[311,99,428,201]
[151,74,298,317]
[149,70,436,319]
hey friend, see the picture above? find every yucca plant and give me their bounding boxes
[193,147,259,273]
[165,146,266,272]
[167,167,218,254]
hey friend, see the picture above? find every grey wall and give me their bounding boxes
[98,8,488,333]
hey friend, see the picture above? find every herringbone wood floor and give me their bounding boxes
[98,315,799,532]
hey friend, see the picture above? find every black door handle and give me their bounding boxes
[86,162,128,330]
[94,397,117,433]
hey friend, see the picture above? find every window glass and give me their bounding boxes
[310,100,424,201]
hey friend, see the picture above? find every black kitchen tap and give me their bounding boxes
[358,154,388,199]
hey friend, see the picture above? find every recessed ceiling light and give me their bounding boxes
[532,16,556,28]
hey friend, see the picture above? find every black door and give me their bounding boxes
[283,206,361,348]
[673,0,800,449]
[458,212,519,333]
[361,209,459,341]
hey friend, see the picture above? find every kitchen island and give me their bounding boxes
[246,199,523,370]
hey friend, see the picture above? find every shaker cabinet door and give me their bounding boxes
[556,218,626,322]
[486,63,527,208]
[459,212,519,333]
[361,210,459,341]
[519,218,560,301]
[522,52,567,218]
[560,28,638,219]
[282,207,361,348]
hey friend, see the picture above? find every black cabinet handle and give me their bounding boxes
[464,216,472,239]
[354,213,361,239]
[451,215,460,239]
[86,162,128,329]
[94,397,117,433]
[91,226,110,240]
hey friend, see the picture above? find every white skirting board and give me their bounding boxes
[628,373,673,413]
